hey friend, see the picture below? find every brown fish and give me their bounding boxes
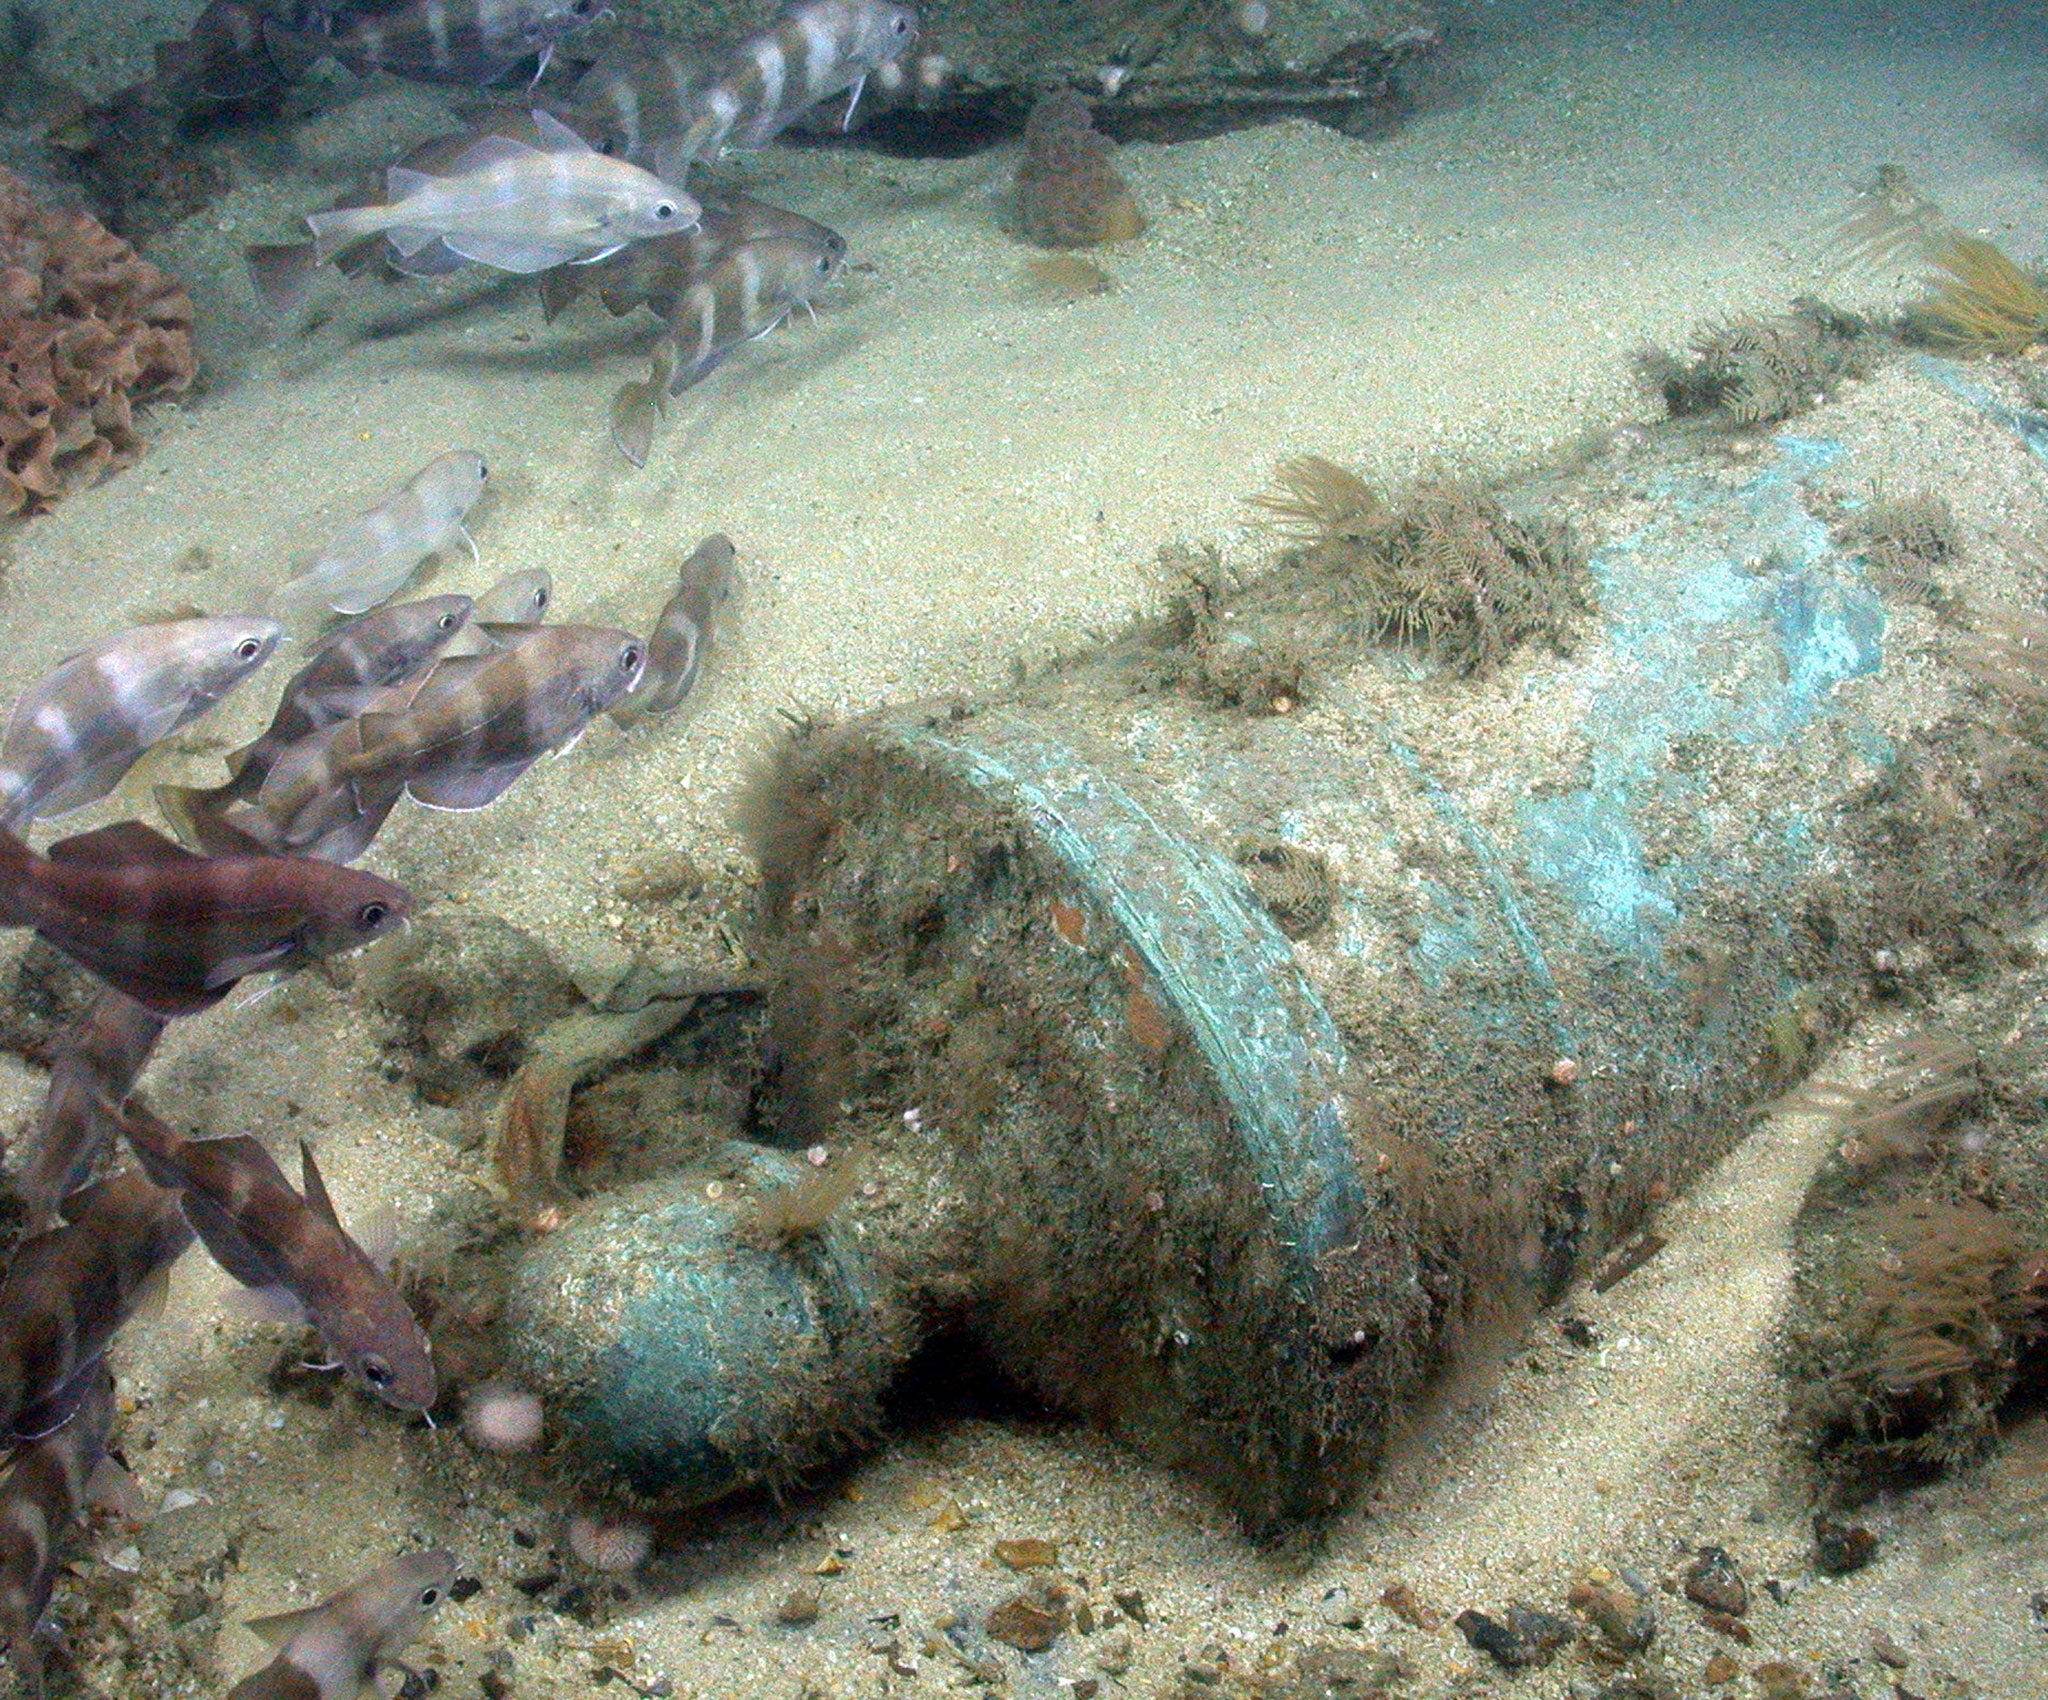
[11,992,166,1234]
[568,25,715,164]
[613,534,735,725]
[257,625,646,852]
[609,222,846,467]
[228,1549,458,1700]
[115,1100,437,1412]
[265,0,603,86]
[0,1365,117,1700]
[539,192,832,322]
[159,595,475,840]
[0,1171,193,1440]
[0,820,410,1016]
[153,0,288,102]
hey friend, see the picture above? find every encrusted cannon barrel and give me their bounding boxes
[507,379,2045,1530]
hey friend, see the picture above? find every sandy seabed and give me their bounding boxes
[4,0,2048,1694]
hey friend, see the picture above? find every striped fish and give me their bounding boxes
[609,222,847,467]
[264,0,604,87]
[281,454,489,618]
[0,820,411,1016]
[115,1100,436,1412]
[10,992,166,1234]
[653,0,920,176]
[0,616,281,833]
[266,624,645,837]
[0,1171,193,1440]
[228,1550,457,1700]
[153,0,287,102]
[162,595,475,834]
[539,192,831,321]
[569,26,717,163]
[613,534,736,724]
[0,1365,117,1700]
[303,110,699,276]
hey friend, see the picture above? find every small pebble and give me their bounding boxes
[993,1537,1058,1569]
[776,1589,820,1626]
[1752,1661,1810,1700]
[1871,1630,1909,1668]
[1379,1580,1442,1630]
[1704,1653,1741,1685]
[1111,1586,1148,1625]
[1700,1609,1752,1644]
[1096,1631,1133,1675]
[1812,1512,1879,1575]
[1568,1565,1656,1654]
[1684,1546,1749,1616]
[987,1589,1067,1652]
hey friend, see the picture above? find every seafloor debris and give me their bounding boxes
[1015,87,1147,248]
[0,166,196,515]
[1635,299,1876,428]
[1831,484,1962,611]
[1249,456,1587,675]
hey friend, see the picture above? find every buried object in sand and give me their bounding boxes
[499,419,2021,1528]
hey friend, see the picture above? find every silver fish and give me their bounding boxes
[265,0,603,86]
[654,0,920,176]
[228,1549,458,1700]
[0,1365,116,1700]
[304,110,700,275]
[473,568,553,627]
[0,616,281,831]
[613,534,735,724]
[115,1101,437,1412]
[610,224,846,467]
[11,991,165,1234]
[0,1170,193,1440]
[282,454,489,617]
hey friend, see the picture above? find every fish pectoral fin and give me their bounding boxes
[569,243,628,266]
[202,941,299,989]
[46,820,202,868]
[241,1603,328,1649]
[128,1259,176,1327]
[406,758,539,812]
[529,107,598,154]
[87,1455,149,1522]
[387,238,470,278]
[219,1282,309,1326]
[385,224,448,261]
[178,1183,291,1293]
[442,234,596,273]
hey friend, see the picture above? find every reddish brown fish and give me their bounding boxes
[115,1101,437,1412]
[0,1365,117,1700]
[11,991,166,1233]
[0,821,410,1016]
[0,1171,193,1440]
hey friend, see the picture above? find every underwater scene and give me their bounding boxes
[6,0,2048,1694]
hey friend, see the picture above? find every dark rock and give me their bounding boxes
[1112,1586,1148,1625]
[1568,1566,1656,1654]
[986,1588,1067,1653]
[1683,1546,1749,1616]
[1454,1605,1569,1670]
[1813,1513,1880,1575]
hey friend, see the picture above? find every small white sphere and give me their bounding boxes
[462,1383,544,1455]
[568,1513,653,1573]
[1097,63,1129,97]
[916,51,950,94]
[1234,1,1271,39]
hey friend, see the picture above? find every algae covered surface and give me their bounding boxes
[3,0,2048,1696]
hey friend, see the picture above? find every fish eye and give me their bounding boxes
[361,1355,394,1389]
[892,14,911,33]
[532,588,550,611]
[621,643,644,673]
[653,201,677,222]
[357,901,390,930]
[477,461,488,479]
[235,637,265,661]
[419,1587,442,1607]
[438,611,460,631]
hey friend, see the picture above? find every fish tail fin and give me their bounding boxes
[244,242,319,321]
[610,380,660,469]
[0,824,37,928]
[259,18,329,83]
[538,266,584,323]
[304,204,385,268]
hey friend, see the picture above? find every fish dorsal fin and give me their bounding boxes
[530,108,597,154]
[243,1602,326,1648]
[47,821,202,868]
[445,131,541,175]
[299,1141,342,1232]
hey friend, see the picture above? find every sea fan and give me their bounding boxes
[1911,234,2048,355]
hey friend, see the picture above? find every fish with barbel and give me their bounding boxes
[264,0,606,87]
[610,217,847,466]
[0,1170,193,1440]
[0,615,280,832]
[11,991,166,1234]
[0,1366,119,1700]
[244,624,647,861]
[649,0,920,178]
[539,191,831,321]
[301,108,699,277]
[228,1549,458,1700]
[115,1099,437,1412]
[613,533,736,724]
[280,453,489,617]
[0,820,410,1016]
